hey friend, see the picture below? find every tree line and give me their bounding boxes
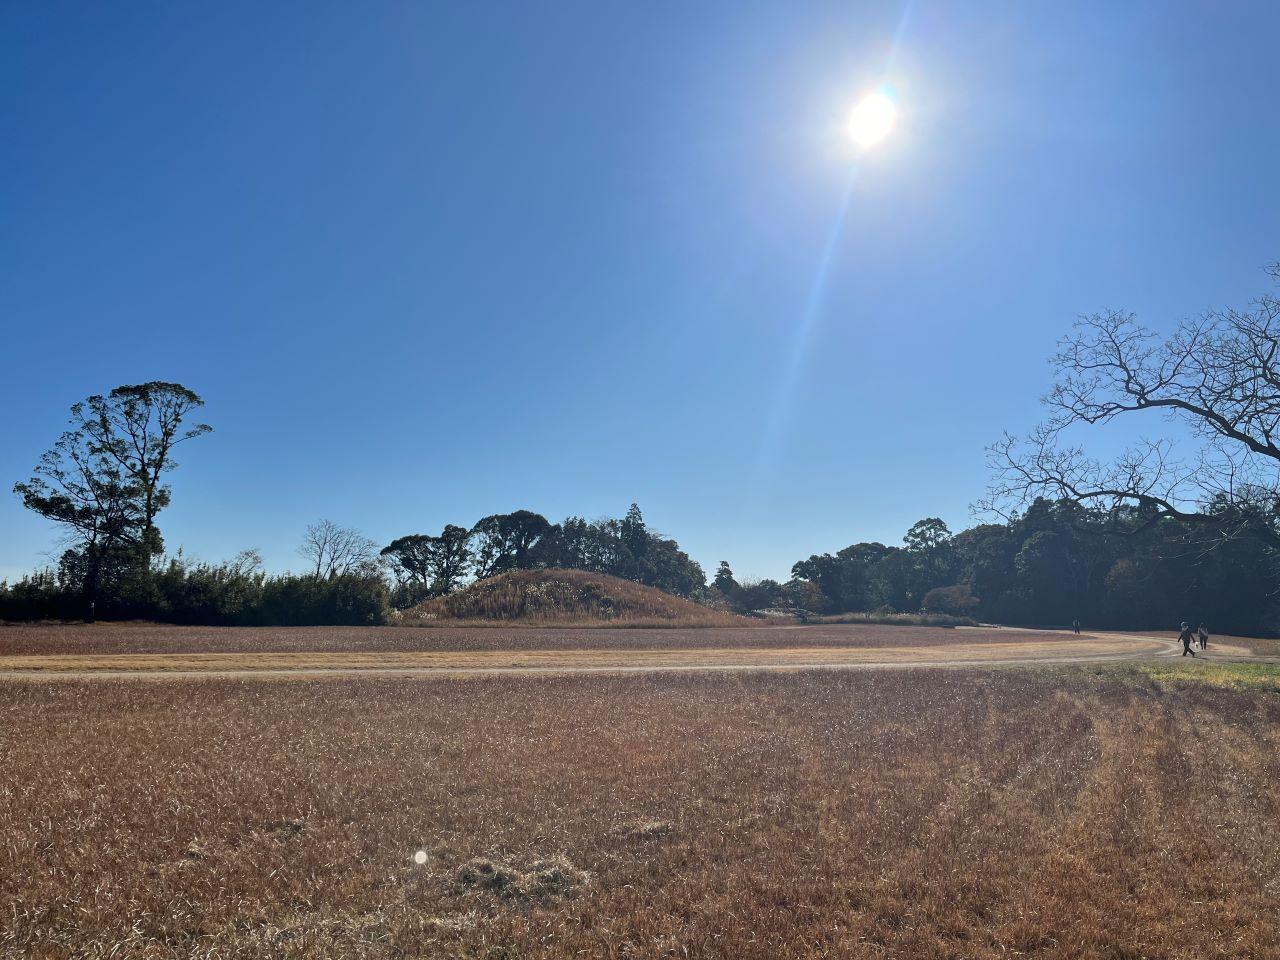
[2,385,706,624]
[378,504,705,606]
[716,500,1274,634]
[7,258,1280,633]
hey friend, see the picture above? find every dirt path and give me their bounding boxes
[0,631,1203,681]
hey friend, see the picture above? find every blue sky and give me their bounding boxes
[3,2,1278,583]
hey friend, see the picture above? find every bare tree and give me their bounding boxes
[299,520,380,578]
[986,262,1280,547]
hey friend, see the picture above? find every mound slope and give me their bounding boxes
[403,569,751,627]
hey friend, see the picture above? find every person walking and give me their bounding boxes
[1072,618,1081,635]
[1198,623,1209,651]
[1179,621,1197,657]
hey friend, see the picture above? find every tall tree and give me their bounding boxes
[430,524,475,593]
[470,510,552,578]
[14,429,146,619]
[380,534,436,593]
[713,560,739,595]
[903,517,955,599]
[382,525,474,596]
[71,382,212,554]
[620,503,648,560]
[903,518,952,554]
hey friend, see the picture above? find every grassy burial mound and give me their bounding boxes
[403,568,752,627]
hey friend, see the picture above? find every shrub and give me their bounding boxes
[0,557,391,626]
[0,570,76,621]
[922,584,980,616]
[254,572,390,626]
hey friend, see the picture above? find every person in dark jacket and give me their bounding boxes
[1179,622,1197,657]
[1198,623,1209,650]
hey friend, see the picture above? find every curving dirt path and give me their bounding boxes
[0,630,1215,681]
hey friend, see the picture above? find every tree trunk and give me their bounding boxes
[83,550,101,623]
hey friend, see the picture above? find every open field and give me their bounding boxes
[4,665,1280,959]
[0,635,1167,677]
[0,624,1178,678]
[0,621,1125,657]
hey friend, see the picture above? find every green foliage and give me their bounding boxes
[0,553,389,626]
[382,524,475,600]
[471,511,552,578]
[788,498,1280,634]
[713,561,739,595]
[14,381,211,619]
[71,381,211,546]
[735,578,785,612]
[387,504,708,607]
[0,570,76,621]
[921,583,979,616]
[253,571,389,626]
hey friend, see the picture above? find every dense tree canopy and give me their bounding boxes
[380,503,708,606]
[470,510,553,578]
[783,499,1276,634]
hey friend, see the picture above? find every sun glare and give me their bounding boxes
[848,91,897,149]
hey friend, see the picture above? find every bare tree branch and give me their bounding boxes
[985,261,1280,548]
[299,520,380,578]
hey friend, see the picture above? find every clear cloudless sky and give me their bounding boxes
[3,1,1279,583]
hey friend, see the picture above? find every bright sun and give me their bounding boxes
[849,91,897,149]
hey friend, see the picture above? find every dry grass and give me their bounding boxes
[3,667,1279,958]
[0,622,1074,657]
[403,569,754,627]
[811,611,978,627]
[0,635,1163,676]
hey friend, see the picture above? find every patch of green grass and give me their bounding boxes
[1025,659,1280,693]
[1135,659,1280,691]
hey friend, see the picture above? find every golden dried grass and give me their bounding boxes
[0,635,1164,676]
[0,621,1073,657]
[3,667,1279,957]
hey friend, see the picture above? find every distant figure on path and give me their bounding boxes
[1179,622,1197,657]
[1072,618,1081,635]
[1198,623,1209,651]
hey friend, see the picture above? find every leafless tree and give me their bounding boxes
[299,520,380,578]
[985,262,1280,548]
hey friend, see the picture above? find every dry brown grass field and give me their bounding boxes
[0,634,1162,676]
[4,663,1280,959]
[0,622,1068,657]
